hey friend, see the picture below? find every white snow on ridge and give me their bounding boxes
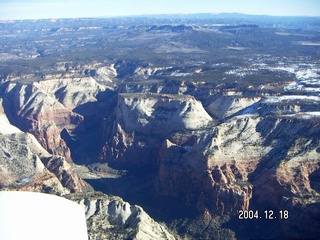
[263,95,320,104]
[295,69,319,80]
[267,63,320,94]
[303,87,320,93]
[296,41,320,46]
[225,68,258,77]
[284,80,320,93]
[284,82,302,91]
[301,79,320,86]
[281,111,320,119]
[171,72,193,77]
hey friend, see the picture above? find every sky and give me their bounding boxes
[0,0,319,20]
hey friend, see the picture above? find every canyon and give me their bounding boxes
[0,15,320,239]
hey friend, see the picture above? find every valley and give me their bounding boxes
[0,14,320,239]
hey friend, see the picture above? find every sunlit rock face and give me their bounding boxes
[0,191,88,240]
[116,93,212,133]
[155,94,320,238]
[70,193,175,240]
[0,130,88,193]
[206,94,261,119]
[0,132,67,194]
[100,93,213,167]
[156,116,263,215]
[0,71,111,162]
[0,97,88,193]
[34,76,107,110]
[1,82,81,161]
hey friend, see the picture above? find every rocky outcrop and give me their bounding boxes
[0,67,114,162]
[156,116,262,215]
[42,155,89,193]
[1,98,65,193]
[251,116,320,202]
[0,130,88,193]
[1,82,82,161]
[34,76,107,110]
[155,96,320,238]
[0,132,69,194]
[258,95,320,116]
[100,93,213,167]
[206,94,261,119]
[116,93,212,133]
[0,97,88,193]
[68,192,176,240]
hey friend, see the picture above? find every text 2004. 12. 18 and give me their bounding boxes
[238,210,289,220]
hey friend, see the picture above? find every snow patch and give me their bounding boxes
[296,41,320,46]
[263,95,320,104]
[282,112,320,119]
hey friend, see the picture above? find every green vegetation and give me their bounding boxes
[169,213,236,240]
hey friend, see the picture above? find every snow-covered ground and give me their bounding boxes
[225,68,258,77]
[225,58,320,95]
[263,95,320,104]
[281,111,320,119]
[283,65,320,94]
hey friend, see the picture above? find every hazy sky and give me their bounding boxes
[0,0,319,20]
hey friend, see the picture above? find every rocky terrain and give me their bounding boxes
[0,72,174,239]
[0,14,320,239]
[67,192,175,240]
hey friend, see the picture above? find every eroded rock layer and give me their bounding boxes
[100,92,212,167]
[68,192,175,240]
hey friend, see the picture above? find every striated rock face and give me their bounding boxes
[206,94,261,119]
[1,82,83,161]
[155,94,320,238]
[100,93,212,166]
[0,132,69,194]
[0,98,88,193]
[69,192,176,240]
[41,155,89,193]
[34,76,107,110]
[116,93,212,132]
[156,116,261,215]
[0,69,112,162]
[0,130,88,193]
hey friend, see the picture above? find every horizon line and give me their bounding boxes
[1,12,320,22]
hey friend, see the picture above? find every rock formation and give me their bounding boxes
[0,70,178,239]
[68,192,175,240]
[155,94,320,238]
[100,92,212,167]
[206,93,261,119]
[156,116,260,215]
[0,96,88,193]
[1,82,80,160]
[0,108,69,194]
